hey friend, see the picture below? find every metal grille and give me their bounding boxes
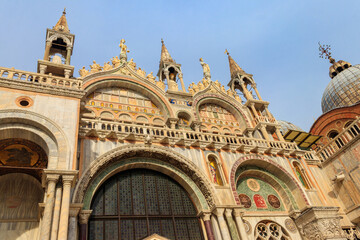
[89,168,203,240]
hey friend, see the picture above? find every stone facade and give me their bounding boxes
[0,10,359,240]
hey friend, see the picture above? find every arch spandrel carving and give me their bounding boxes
[230,154,310,210]
[72,144,219,211]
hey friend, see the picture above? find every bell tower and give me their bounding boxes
[37,9,75,78]
[226,50,285,142]
[157,39,186,92]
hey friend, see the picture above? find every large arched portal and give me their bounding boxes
[88,168,203,240]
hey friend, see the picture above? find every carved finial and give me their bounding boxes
[318,42,335,63]
[161,38,164,45]
[225,49,229,56]
[63,8,66,15]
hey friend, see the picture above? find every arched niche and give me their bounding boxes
[0,173,44,240]
[194,96,250,132]
[0,110,70,169]
[82,76,175,119]
[73,145,219,212]
[230,154,310,211]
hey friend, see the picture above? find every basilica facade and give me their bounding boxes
[0,10,359,240]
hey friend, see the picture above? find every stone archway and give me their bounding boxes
[230,154,310,210]
[73,144,219,211]
[0,109,70,169]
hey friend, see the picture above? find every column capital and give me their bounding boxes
[200,212,212,221]
[69,203,84,217]
[62,173,78,187]
[224,208,233,217]
[79,210,93,224]
[212,208,225,217]
[233,208,245,217]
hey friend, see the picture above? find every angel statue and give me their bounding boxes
[119,39,129,61]
[199,57,211,80]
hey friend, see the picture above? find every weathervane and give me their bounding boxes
[318,42,335,63]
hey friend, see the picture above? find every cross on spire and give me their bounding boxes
[318,42,335,63]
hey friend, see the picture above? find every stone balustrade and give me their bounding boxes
[254,115,277,125]
[317,117,360,162]
[80,118,303,156]
[0,67,82,89]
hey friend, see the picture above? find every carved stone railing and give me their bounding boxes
[317,117,360,162]
[80,118,303,156]
[0,67,82,89]
[254,116,277,125]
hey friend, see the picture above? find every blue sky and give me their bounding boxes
[1,0,360,131]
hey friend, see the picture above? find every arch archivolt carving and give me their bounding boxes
[230,154,310,210]
[81,76,175,118]
[0,109,70,169]
[193,93,251,130]
[72,144,219,211]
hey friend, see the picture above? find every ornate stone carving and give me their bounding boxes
[146,72,156,83]
[103,61,112,71]
[199,57,211,80]
[78,66,89,77]
[284,218,297,233]
[89,60,102,73]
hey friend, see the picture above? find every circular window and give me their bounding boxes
[15,96,33,108]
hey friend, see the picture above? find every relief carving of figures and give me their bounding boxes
[111,56,121,68]
[191,82,199,93]
[103,62,113,71]
[79,66,89,77]
[188,86,194,95]
[136,67,146,77]
[221,85,226,93]
[199,57,211,79]
[235,94,242,103]
[168,79,178,91]
[89,61,102,73]
[128,58,136,70]
[227,89,235,97]
[146,72,156,83]
[202,77,210,88]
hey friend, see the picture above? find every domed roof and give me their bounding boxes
[277,120,303,135]
[321,64,360,113]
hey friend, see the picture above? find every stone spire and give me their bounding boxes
[53,8,70,33]
[226,50,246,79]
[160,39,175,64]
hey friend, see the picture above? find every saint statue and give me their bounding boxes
[199,57,211,80]
[119,39,129,62]
[128,58,136,70]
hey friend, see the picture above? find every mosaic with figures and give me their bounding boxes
[199,103,241,134]
[86,88,165,124]
[89,169,203,240]
[236,177,285,211]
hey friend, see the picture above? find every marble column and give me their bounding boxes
[178,73,186,92]
[65,47,72,65]
[225,209,240,240]
[44,41,52,61]
[259,124,270,141]
[79,210,93,240]
[213,208,231,240]
[211,215,222,240]
[50,185,62,240]
[68,204,83,240]
[202,213,215,240]
[233,209,248,240]
[275,126,285,142]
[41,174,59,240]
[252,84,262,100]
[58,175,76,240]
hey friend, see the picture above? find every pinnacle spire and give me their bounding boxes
[53,8,70,33]
[160,39,175,64]
[225,49,246,78]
